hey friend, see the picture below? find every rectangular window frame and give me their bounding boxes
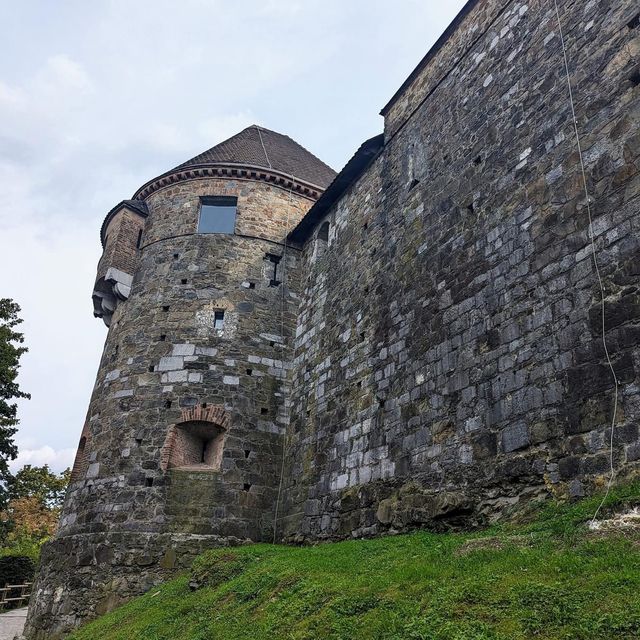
[198,196,238,235]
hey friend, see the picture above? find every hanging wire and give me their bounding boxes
[552,0,619,523]
[255,125,273,169]
[272,174,295,544]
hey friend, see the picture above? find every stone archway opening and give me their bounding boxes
[160,404,231,473]
[167,421,226,471]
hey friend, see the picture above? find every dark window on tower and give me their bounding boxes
[197,196,237,234]
[136,229,143,249]
[316,221,330,257]
[265,253,282,287]
[214,310,225,330]
[318,221,330,242]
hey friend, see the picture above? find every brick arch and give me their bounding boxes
[160,404,230,472]
[70,423,91,483]
[178,404,230,429]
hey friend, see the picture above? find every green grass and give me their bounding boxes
[69,483,640,640]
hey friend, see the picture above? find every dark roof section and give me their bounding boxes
[100,199,149,246]
[288,134,384,245]
[171,125,337,189]
[380,0,478,116]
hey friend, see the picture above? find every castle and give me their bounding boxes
[24,0,640,637]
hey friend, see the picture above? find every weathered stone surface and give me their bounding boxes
[280,0,640,543]
[24,173,317,639]
[25,1,640,638]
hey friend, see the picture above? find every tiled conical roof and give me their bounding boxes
[172,125,336,189]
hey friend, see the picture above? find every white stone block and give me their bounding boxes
[172,344,196,356]
[86,463,100,478]
[158,356,183,371]
[163,370,188,383]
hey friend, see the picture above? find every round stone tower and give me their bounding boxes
[24,126,335,639]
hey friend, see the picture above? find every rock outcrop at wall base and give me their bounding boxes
[23,532,249,640]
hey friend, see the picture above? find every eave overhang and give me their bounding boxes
[287,134,385,246]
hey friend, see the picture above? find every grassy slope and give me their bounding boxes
[69,484,640,640]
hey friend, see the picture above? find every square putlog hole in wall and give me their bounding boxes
[243,483,252,492]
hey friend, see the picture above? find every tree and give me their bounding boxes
[7,465,70,510]
[1,496,59,541]
[1,466,69,551]
[0,299,30,510]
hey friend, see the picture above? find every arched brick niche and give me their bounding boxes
[160,405,230,472]
[70,425,90,482]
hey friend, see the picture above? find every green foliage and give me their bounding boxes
[191,551,255,589]
[0,554,35,588]
[69,482,640,640]
[0,536,41,563]
[0,298,30,511]
[7,465,70,509]
[0,465,70,556]
[0,554,36,611]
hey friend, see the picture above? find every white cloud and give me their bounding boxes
[10,445,77,474]
[0,81,25,108]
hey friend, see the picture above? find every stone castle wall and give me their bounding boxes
[24,177,312,639]
[281,0,640,541]
[24,0,640,636]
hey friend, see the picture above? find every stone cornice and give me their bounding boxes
[131,162,326,202]
[100,164,325,247]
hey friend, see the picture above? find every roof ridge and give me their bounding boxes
[260,126,336,175]
[167,125,336,189]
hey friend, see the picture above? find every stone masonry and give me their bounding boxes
[281,0,640,540]
[24,128,333,638]
[25,1,640,637]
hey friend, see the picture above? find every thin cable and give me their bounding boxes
[256,126,273,170]
[552,0,619,523]
[272,175,295,543]
[255,125,291,540]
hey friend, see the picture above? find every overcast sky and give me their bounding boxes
[0,0,467,473]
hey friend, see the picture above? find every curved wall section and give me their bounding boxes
[24,175,311,639]
[143,177,310,245]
